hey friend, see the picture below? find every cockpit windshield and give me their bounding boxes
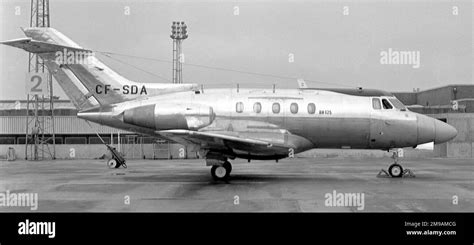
[388,98,406,110]
[381,99,393,109]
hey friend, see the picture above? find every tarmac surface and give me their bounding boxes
[0,157,473,212]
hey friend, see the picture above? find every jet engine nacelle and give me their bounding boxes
[123,103,215,130]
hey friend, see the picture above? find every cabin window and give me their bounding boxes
[272,103,280,114]
[372,98,381,110]
[382,99,393,109]
[290,103,298,114]
[236,102,244,113]
[253,102,262,113]
[307,103,316,114]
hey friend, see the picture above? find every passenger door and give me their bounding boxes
[369,97,389,148]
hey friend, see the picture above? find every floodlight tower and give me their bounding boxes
[25,0,55,160]
[170,21,188,84]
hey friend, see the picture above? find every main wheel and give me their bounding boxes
[223,161,232,174]
[107,158,120,169]
[211,165,230,181]
[388,164,403,178]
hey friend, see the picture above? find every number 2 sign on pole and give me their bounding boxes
[25,72,47,95]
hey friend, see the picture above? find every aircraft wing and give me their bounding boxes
[157,129,272,148]
[157,129,313,158]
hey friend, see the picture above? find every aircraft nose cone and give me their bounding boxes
[417,115,435,144]
[434,120,457,144]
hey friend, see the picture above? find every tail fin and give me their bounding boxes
[2,27,198,110]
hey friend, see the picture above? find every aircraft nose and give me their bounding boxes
[417,115,458,145]
[434,119,457,144]
[417,114,435,144]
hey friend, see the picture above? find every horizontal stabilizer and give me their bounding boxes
[1,27,200,111]
[1,37,92,54]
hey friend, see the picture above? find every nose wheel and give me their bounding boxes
[211,161,232,181]
[388,163,403,178]
[378,151,415,178]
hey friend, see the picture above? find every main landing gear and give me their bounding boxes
[378,151,415,178]
[209,160,232,181]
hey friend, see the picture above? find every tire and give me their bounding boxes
[388,164,403,178]
[107,158,120,169]
[211,165,229,181]
[223,161,232,174]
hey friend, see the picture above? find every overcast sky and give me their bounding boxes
[0,0,472,100]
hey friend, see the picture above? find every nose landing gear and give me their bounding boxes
[378,151,415,178]
[388,163,404,177]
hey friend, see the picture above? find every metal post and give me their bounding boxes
[140,136,144,159]
[177,40,182,84]
[34,95,38,160]
[118,132,121,152]
[25,94,30,160]
[50,73,55,159]
[172,40,176,83]
[41,94,45,160]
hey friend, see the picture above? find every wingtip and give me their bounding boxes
[0,28,30,45]
[0,37,32,45]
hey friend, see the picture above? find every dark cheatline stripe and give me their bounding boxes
[302,88,393,97]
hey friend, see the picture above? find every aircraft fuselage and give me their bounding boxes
[78,87,456,160]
